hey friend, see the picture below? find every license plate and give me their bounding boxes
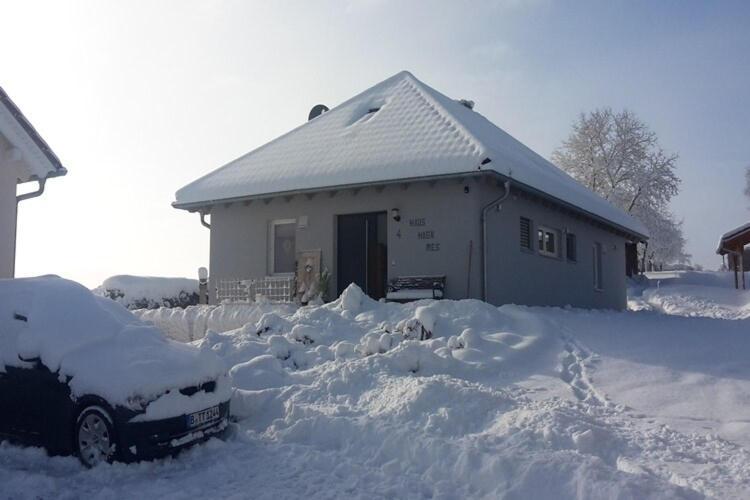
[187,406,220,428]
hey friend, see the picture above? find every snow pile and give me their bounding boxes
[641,285,750,319]
[133,302,298,342]
[93,275,199,310]
[644,270,737,288]
[0,276,229,412]
[195,285,558,393]
[4,279,750,497]
[630,271,750,319]
[188,284,732,497]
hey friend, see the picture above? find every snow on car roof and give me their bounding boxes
[174,70,647,238]
[0,276,226,406]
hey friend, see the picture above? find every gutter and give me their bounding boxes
[200,212,211,229]
[480,179,511,301]
[16,178,46,203]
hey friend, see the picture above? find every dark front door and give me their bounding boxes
[337,212,388,299]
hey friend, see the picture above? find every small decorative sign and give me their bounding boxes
[403,217,440,252]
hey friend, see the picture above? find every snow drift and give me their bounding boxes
[136,282,747,497]
[4,276,750,498]
[630,271,750,319]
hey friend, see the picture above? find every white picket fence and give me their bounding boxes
[216,276,296,303]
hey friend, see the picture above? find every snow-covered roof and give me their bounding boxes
[716,222,750,254]
[0,85,67,183]
[174,71,647,238]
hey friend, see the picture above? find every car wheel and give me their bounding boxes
[75,406,117,467]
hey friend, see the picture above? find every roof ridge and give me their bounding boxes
[400,73,487,163]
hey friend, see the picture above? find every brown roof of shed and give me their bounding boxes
[717,222,750,254]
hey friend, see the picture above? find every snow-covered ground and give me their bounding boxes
[630,271,750,320]
[2,272,750,499]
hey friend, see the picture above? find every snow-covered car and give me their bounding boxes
[0,276,231,467]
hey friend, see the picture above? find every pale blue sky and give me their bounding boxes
[3,0,749,286]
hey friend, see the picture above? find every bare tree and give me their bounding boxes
[745,165,750,202]
[552,108,688,266]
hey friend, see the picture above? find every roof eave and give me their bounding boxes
[173,169,648,241]
[172,170,485,212]
[0,86,67,180]
[17,166,68,186]
[484,171,648,242]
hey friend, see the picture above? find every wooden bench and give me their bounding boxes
[386,275,446,302]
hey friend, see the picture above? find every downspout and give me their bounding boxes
[200,212,211,229]
[12,178,47,277]
[480,180,511,302]
[16,178,46,203]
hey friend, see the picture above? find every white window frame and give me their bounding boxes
[593,242,603,291]
[270,218,297,276]
[537,226,560,258]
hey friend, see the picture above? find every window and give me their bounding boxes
[353,106,382,126]
[520,217,532,250]
[537,226,559,257]
[271,219,296,274]
[566,233,577,262]
[593,242,603,290]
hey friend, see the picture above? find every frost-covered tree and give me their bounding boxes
[745,165,750,202]
[637,205,690,267]
[552,108,688,266]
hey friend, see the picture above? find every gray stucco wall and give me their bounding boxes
[207,175,630,309]
[209,178,484,303]
[481,182,628,310]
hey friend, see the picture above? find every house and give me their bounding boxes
[0,86,66,279]
[717,222,750,289]
[174,71,648,309]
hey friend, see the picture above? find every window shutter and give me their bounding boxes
[520,217,531,249]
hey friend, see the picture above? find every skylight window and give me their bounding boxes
[350,105,383,126]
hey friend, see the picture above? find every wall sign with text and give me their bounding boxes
[408,218,440,252]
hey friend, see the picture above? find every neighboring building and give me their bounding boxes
[0,86,67,279]
[717,222,750,289]
[174,71,648,309]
